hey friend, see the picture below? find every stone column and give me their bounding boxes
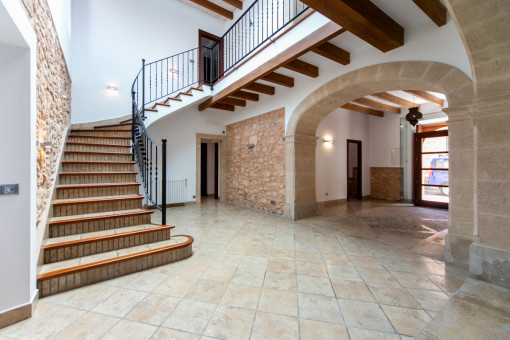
[444,106,475,266]
[469,94,510,288]
[284,134,318,220]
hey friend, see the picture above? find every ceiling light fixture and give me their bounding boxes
[406,107,422,126]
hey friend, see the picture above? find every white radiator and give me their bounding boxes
[156,179,187,204]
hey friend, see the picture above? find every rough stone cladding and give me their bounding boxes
[226,108,286,214]
[20,0,72,225]
[370,167,402,201]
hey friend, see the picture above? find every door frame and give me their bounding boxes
[198,29,223,85]
[413,130,449,209]
[346,139,362,201]
[195,134,227,204]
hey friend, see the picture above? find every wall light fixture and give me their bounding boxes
[323,136,334,145]
[106,85,118,91]
[40,141,53,149]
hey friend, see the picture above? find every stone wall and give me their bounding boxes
[370,167,402,201]
[226,108,286,214]
[20,0,72,225]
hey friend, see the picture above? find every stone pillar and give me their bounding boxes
[469,94,510,288]
[444,106,475,266]
[284,134,317,220]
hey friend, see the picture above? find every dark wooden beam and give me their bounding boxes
[261,72,294,87]
[211,103,235,111]
[230,90,259,101]
[371,92,418,108]
[282,59,319,78]
[412,0,447,27]
[199,22,344,111]
[222,0,242,10]
[220,97,246,107]
[404,90,444,107]
[341,103,384,117]
[353,97,400,114]
[244,82,275,95]
[312,42,350,65]
[300,0,404,52]
[189,0,233,20]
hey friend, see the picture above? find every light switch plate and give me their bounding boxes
[0,184,19,195]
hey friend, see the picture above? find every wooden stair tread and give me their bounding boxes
[56,182,140,190]
[68,135,131,140]
[59,171,138,175]
[52,194,143,206]
[166,97,182,102]
[44,224,175,250]
[64,151,133,156]
[144,108,158,112]
[178,92,193,97]
[48,208,154,225]
[38,235,194,280]
[66,141,131,147]
[94,123,131,129]
[71,129,131,133]
[61,161,136,164]
[190,87,204,92]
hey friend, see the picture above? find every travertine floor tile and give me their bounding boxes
[331,279,375,302]
[391,271,441,291]
[151,328,200,340]
[298,293,344,324]
[326,264,362,281]
[91,288,147,318]
[201,265,236,283]
[357,268,400,286]
[297,275,335,296]
[296,260,328,277]
[338,299,393,332]
[368,284,421,308]
[407,288,450,312]
[263,271,297,291]
[238,256,268,270]
[124,271,168,292]
[300,319,349,340]
[347,328,400,340]
[60,284,118,310]
[125,294,179,325]
[221,283,261,309]
[251,312,299,340]
[231,268,265,286]
[162,299,216,334]
[153,276,196,297]
[51,312,119,340]
[184,279,227,303]
[101,319,157,340]
[267,258,296,274]
[203,305,255,340]
[259,288,298,316]
[381,305,431,336]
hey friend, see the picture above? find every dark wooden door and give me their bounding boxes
[214,143,219,199]
[201,143,207,196]
[347,140,362,200]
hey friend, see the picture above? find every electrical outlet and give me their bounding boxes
[193,195,196,199]
[270,200,276,205]
[0,184,19,195]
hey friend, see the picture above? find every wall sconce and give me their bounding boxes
[106,85,118,91]
[323,136,334,145]
[57,91,68,99]
[40,141,53,149]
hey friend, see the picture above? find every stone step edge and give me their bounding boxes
[66,141,131,148]
[52,194,143,206]
[37,235,194,282]
[71,129,131,133]
[94,123,131,129]
[61,161,136,165]
[68,135,131,140]
[64,150,133,156]
[44,224,175,251]
[48,209,154,226]
[56,182,140,190]
[59,171,138,176]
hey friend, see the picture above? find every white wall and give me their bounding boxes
[70,0,226,123]
[47,0,71,69]
[0,0,37,313]
[368,112,403,168]
[315,109,371,202]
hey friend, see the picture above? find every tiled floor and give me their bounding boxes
[0,199,483,339]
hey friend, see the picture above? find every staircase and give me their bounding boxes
[37,121,193,298]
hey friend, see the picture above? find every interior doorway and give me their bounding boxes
[199,140,220,199]
[198,30,222,85]
[413,129,449,209]
[347,139,362,201]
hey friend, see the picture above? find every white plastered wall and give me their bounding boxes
[0,0,38,313]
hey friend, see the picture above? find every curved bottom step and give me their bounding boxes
[37,235,194,298]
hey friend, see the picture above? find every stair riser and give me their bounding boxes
[68,136,131,146]
[44,229,171,264]
[38,242,192,297]
[64,153,133,162]
[50,213,152,238]
[60,173,137,184]
[62,163,135,172]
[66,144,131,153]
[95,125,130,130]
[71,130,131,137]
[53,199,142,217]
[57,185,139,199]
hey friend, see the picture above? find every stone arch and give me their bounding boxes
[284,61,473,220]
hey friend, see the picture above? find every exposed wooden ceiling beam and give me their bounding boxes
[222,0,242,10]
[371,92,418,108]
[411,0,447,27]
[244,82,275,95]
[312,42,350,65]
[189,0,233,20]
[230,90,259,101]
[261,72,294,87]
[282,59,319,78]
[211,103,235,111]
[199,22,344,111]
[341,103,384,117]
[300,0,404,52]
[353,97,400,114]
[404,90,444,107]
[220,97,246,107]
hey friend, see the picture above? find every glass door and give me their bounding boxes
[414,130,449,208]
